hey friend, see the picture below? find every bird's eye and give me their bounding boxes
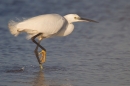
[74,17,77,19]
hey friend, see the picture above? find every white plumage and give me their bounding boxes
[8,14,98,39]
[8,13,98,69]
[8,14,71,39]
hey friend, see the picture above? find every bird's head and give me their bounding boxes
[64,14,98,23]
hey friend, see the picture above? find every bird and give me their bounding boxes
[8,14,98,69]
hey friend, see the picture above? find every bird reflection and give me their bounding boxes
[32,67,72,86]
[33,70,46,86]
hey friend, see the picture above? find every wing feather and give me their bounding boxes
[16,14,66,36]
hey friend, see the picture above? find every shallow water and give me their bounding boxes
[0,0,130,86]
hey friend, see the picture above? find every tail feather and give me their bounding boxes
[8,20,19,36]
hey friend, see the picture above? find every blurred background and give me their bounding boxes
[0,0,130,86]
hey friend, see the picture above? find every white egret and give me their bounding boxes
[8,14,98,69]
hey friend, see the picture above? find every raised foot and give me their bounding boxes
[39,50,46,64]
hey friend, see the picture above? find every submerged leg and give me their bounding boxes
[31,33,46,69]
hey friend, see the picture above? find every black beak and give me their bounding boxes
[80,18,98,23]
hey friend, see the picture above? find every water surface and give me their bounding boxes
[0,0,130,86]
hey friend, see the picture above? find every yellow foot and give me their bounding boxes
[39,50,46,64]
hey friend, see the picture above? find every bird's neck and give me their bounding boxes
[64,16,73,24]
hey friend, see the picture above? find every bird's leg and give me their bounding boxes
[31,33,46,69]
[34,41,46,69]
[34,42,41,65]
[35,40,46,64]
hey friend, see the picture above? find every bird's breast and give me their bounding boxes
[56,23,74,36]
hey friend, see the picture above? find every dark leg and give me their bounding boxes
[31,33,46,69]
[31,33,46,51]
[34,41,41,64]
